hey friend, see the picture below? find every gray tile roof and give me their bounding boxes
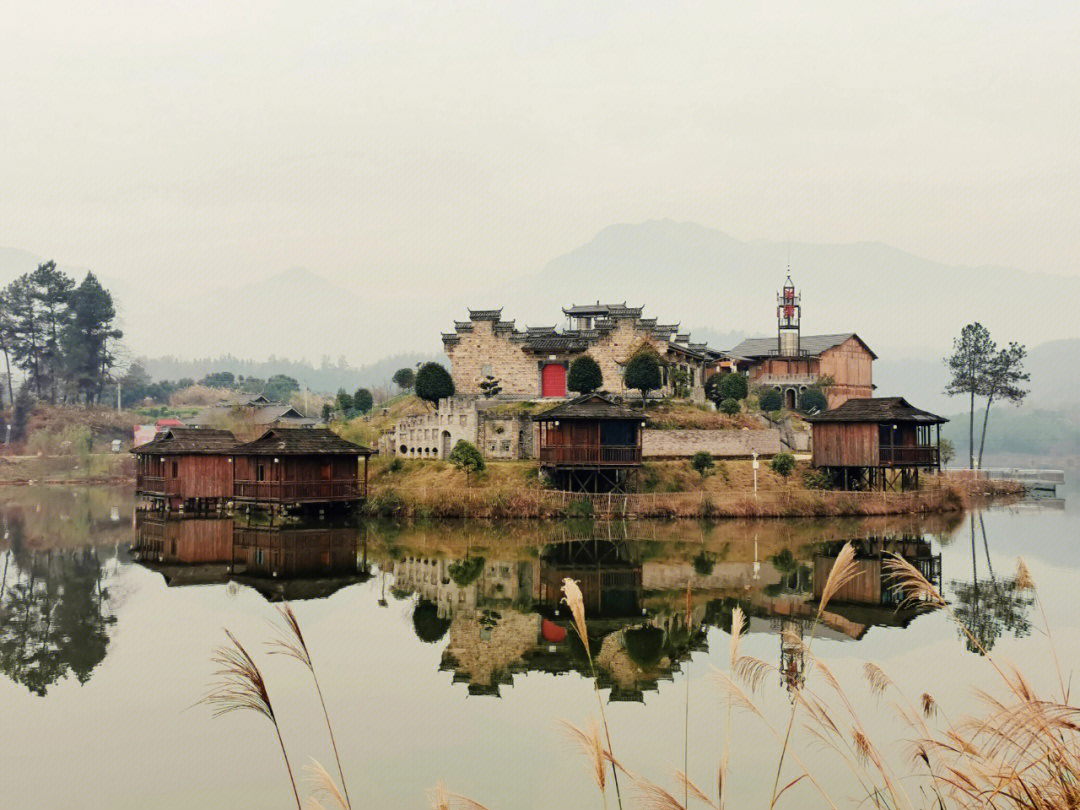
[804,397,946,424]
[232,427,373,456]
[728,333,876,360]
[131,428,238,455]
[532,394,645,422]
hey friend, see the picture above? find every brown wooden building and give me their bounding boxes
[230,427,373,508]
[533,394,645,492]
[805,397,947,491]
[132,428,238,510]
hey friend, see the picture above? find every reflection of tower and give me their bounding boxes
[774,616,807,694]
[776,272,801,357]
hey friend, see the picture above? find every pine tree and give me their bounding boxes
[63,273,121,404]
[944,323,996,469]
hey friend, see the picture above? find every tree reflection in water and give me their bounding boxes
[0,534,117,696]
[949,512,1033,654]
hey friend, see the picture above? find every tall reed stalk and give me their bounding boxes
[201,630,303,810]
[562,577,624,810]
[269,603,352,809]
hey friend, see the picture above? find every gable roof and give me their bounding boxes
[231,427,373,456]
[251,404,310,424]
[130,428,238,455]
[728,333,877,360]
[804,397,947,425]
[533,394,645,422]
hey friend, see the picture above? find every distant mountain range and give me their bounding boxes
[4,220,1076,403]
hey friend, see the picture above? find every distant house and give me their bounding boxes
[132,428,238,509]
[805,397,947,490]
[533,393,645,492]
[727,275,875,409]
[230,427,373,508]
[187,399,318,429]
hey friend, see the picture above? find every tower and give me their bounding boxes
[776,272,801,356]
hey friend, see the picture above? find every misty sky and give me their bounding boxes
[2,1,1079,298]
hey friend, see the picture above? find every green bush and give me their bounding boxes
[719,373,748,401]
[388,457,404,473]
[798,386,828,414]
[719,398,740,415]
[448,556,485,587]
[690,451,714,478]
[802,468,834,490]
[563,498,593,519]
[759,388,784,412]
[448,440,485,484]
[567,355,603,395]
[770,452,796,479]
[623,351,662,405]
[415,362,455,407]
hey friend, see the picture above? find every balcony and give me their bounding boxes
[135,475,180,495]
[538,444,642,467]
[233,478,365,503]
[879,444,939,467]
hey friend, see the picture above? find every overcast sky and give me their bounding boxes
[2,1,1078,296]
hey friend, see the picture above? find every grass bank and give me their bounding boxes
[364,458,1017,519]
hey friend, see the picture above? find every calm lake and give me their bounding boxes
[1,485,1076,809]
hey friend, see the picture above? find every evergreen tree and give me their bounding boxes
[944,323,996,469]
[977,342,1029,468]
[567,355,603,395]
[415,362,454,408]
[354,388,373,414]
[336,389,354,413]
[392,368,415,390]
[62,273,121,404]
[623,351,662,407]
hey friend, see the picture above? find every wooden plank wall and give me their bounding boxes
[813,555,882,605]
[811,422,878,467]
[177,455,234,499]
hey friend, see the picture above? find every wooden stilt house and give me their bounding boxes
[229,427,373,509]
[533,393,645,492]
[131,428,238,511]
[805,397,947,491]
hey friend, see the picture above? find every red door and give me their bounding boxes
[541,364,566,397]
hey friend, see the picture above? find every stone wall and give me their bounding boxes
[380,396,536,460]
[641,428,782,459]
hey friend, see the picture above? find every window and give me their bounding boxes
[171,461,178,478]
[257,463,266,482]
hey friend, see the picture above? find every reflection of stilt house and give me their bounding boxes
[534,394,645,492]
[806,397,947,491]
[813,536,942,612]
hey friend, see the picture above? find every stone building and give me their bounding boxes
[442,304,726,402]
[379,396,535,460]
[727,275,875,409]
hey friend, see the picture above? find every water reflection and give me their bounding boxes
[130,515,372,602]
[0,537,118,696]
[950,512,1034,654]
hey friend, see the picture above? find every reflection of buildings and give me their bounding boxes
[384,531,947,699]
[131,516,370,601]
[813,536,942,619]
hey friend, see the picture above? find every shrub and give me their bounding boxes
[567,355,603,395]
[388,457,404,473]
[719,398,740,415]
[448,440,485,485]
[563,498,593,519]
[798,386,828,414]
[690,451,714,478]
[448,556,485,587]
[802,468,834,490]
[759,388,783,412]
[353,388,373,414]
[720,373,748,401]
[415,362,454,407]
[770,452,796,480]
[623,351,662,406]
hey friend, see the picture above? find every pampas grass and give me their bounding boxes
[201,630,302,810]
[270,603,352,809]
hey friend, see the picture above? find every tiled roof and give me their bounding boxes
[131,428,237,455]
[522,336,589,352]
[232,427,373,456]
[468,308,503,321]
[728,333,876,360]
[804,397,947,424]
[533,394,645,422]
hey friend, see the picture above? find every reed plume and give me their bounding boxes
[426,782,495,810]
[718,604,745,809]
[562,577,623,810]
[201,630,302,810]
[304,758,349,810]
[559,719,608,808]
[269,603,352,809]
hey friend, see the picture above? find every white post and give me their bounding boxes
[752,451,759,497]
[117,381,121,413]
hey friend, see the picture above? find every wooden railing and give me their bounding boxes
[136,475,180,495]
[233,478,364,502]
[879,445,939,467]
[538,444,642,466]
